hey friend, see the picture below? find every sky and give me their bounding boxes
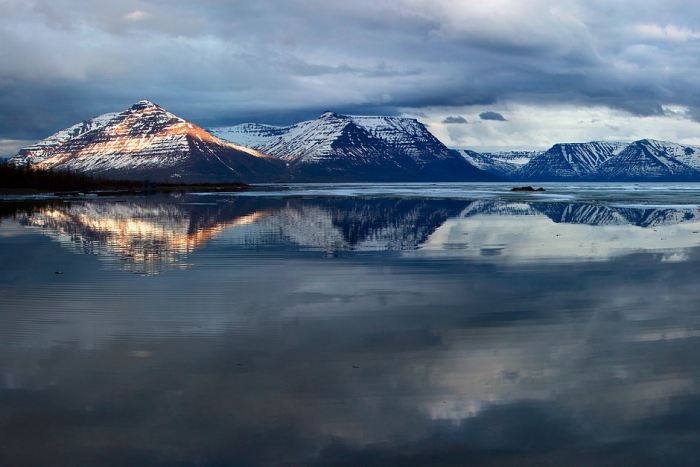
[3,0,700,156]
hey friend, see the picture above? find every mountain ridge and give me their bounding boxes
[13,101,700,183]
[461,139,700,181]
[209,113,497,182]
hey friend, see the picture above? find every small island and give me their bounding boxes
[510,186,546,192]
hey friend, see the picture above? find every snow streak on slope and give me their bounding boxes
[633,139,700,171]
[351,116,456,163]
[14,112,121,165]
[212,114,457,164]
[256,112,361,163]
[456,150,531,177]
[208,123,291,148]
[516,142,627,180]
[210,112,497,181]
[598,140,700,181]
[462,139,700,182]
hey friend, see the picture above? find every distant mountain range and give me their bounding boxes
[10,100,700,183]
[459,140,700,181]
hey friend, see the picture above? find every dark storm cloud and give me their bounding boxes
[4,0,700,143]
[442,116,468,124]
[479,111,508,121]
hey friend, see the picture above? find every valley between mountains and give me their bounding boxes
[10,100,700,183]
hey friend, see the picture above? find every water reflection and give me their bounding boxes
[3,194,700,465]
[8,196,700,272]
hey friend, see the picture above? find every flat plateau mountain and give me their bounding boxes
[462,140,700,181]
[209,112,498,182]
[11,100,288,183]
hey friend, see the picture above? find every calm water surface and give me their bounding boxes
[3,183,700,465]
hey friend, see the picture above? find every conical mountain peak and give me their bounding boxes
[10,100,288,183]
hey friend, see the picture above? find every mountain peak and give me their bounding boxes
[11,100,288,183]
[131,99,159,110]
[319,111,345,119]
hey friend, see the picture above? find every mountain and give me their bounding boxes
[514,141,627,181]
[460,139,700,181]
[211,123,290,149]
[209,112,499,182]
[597,139,700,181]
[11,100,288,183]
[456,149,535,178]
[14,111,122,165]
[20,101,700,183]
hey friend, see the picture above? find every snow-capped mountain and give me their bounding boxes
[11,100,288,183]
[597,139,700,181]
[461,139,700,181]
[18,100,700,183]
[456,149,534,177]
[211,123,290,149]
[514,141,627,180]
[14,111,121,165]
[209,112,498,182]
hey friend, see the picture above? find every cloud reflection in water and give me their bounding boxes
[2,194,700,465]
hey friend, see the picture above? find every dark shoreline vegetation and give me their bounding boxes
[0,161,249,195]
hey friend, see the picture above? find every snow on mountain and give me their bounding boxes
[11,100,288,183]
[597,139,700,181]
[210,111,498,182]
[471,139,700,181]
[484,151,538,166]
[13,111,121,165]
[515,141,627,180]
[652,140,700,170]
[257,111,365,164]
[208,123,291,148]
[351,115,457,164]
[455,149,531,177]
[24,101,700,183]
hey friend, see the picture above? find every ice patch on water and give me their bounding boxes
[193,182,700,207]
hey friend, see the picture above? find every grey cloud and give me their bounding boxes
[4,1,700,140]
[480,111,508,121]
[442,116,468,124]
[0,139,34,159]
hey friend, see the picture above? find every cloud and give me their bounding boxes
[4,0,700,144]
[123,10,148,22]
[634,23,700,42]
[0,139,34,159]
[441,116,468,124]
[480,111,508,121]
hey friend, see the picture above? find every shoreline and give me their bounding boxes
[0,182,250,198]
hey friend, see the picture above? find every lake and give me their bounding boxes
[3,182,700,465]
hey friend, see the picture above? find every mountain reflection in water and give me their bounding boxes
[11,195,700,273]
[3,191,700,465]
